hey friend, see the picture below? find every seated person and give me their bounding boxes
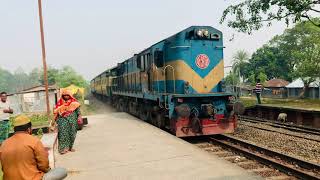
[0,115,67,180]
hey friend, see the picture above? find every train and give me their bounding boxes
[91,26,243,137]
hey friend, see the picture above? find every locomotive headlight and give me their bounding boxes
[196,30,203,37]
[203,30,209,37]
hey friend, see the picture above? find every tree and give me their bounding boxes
[39,67,59,85]
[278,19,320,97]
[232,50,250,82]
[0,67,14,93]
[225,72,240,86]
[13,67,31,92]
[29,68,41,87]
[55,66,88,88]
[238,19,320,97]
[39,66,88,88]
[0,66,88,93]
[292,43,320,98]
[221,0,320,34]
[243,45,292,81]
[257,72,268,84]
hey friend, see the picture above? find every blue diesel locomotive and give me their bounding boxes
[91,26,241,137]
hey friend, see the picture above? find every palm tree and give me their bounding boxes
[232,50,250,83]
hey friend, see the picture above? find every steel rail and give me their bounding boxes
[210,135,320,180]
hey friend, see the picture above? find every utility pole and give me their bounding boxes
[38,0,50,118]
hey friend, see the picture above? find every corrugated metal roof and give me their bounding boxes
[18,85,57,94]
[286,78,320,88]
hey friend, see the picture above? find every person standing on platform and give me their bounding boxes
[0,92,13,144]
[0,115,67,180]
[255,79,263,104]
[54,90,81,154]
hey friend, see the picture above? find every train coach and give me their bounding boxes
[91,26,243,137]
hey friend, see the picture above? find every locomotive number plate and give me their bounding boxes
[196,54,210,69]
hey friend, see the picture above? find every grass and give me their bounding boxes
[240,96,320,111]
[8,113,50,134]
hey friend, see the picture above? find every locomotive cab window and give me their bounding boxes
[137,56,141,69]
[154,50,164,67]
[139,55,145,71]
[144,53,151,70]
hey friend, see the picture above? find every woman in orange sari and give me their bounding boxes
[54,90,81,154]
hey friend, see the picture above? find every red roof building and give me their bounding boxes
[265,79,289,88]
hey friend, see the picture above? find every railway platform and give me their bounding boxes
[55,111,261,180]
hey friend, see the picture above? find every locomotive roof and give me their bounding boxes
[139,26,222,54]
[92,26,222,80]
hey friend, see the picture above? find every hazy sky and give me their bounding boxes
[0,0,287,80]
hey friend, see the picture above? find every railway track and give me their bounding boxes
[239,122,320,142]
[239,115,320,136]
[191,135,320,180]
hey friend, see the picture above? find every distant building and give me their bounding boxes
[286,79,320,99]
[226,85,254,97]
[8,85,58,114]
[263,79,289,98]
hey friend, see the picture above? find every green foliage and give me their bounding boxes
[292,44,320,83]
[0,67,40,93]
[241,19,320,87]
[232,50,250,81]
[257,72,268,84]
[243,45,292,82]
[55,66,88,88]
[285,20,320,86]
[13,67,34,92]
[0,67,14,93]
[9,113,50,132]
[36,128,43,138]
[0,66,88,93]
[221,0,320,34]
[39,67,60,85]
[40,66,88,88]
[29,114,51,127]
[225,72,240,85]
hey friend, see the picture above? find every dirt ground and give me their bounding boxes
[82,95,115,115]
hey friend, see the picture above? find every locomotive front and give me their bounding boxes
[163,26,242,137]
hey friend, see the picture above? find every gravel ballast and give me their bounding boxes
[233,123,320,164]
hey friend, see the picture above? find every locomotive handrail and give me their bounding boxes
[163,65,176,94]
[152,64,160,94]
[163,65,176,109]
